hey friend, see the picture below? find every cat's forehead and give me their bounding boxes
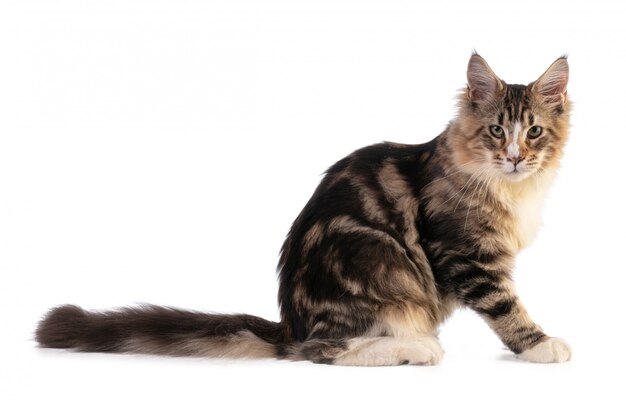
[497,84,533,125]
[504,84,528,103]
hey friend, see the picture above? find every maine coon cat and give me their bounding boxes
[36,54,571,365]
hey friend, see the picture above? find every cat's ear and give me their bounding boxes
[531,56,569,107]
[466,53,504,104]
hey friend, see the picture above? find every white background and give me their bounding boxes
[1,0,624,400]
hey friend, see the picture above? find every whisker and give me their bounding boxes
[464,182,479,232]
[475,172,492,221]
[422,159,487,189]
[453,166,489,212]
[463,169,491,232]
[439,170,477,207]
[477,173,495,221]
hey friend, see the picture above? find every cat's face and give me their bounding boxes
[453,55,570,183]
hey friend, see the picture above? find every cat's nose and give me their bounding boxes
[507,155,525,166]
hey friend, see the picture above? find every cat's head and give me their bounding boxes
[451,53,570,183]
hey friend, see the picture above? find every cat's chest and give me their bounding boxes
[495,175,555,253]
[506,192,545,251]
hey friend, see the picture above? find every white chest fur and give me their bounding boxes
[494,170,557,252]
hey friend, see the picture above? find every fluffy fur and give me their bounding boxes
[36,54,571,365]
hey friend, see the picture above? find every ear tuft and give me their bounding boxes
[532,57,569,106]
[467,54,503,103]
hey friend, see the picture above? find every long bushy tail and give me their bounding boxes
[36,305,293,359]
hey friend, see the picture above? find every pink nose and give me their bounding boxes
[507,155,525,166]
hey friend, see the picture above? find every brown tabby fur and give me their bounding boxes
[36,54,571,365]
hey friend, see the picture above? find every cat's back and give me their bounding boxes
[283,139,439,247]
[321,139,439,202]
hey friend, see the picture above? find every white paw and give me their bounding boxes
[518,337,571,363]
[333,336,444,366]
[409,336,444,365]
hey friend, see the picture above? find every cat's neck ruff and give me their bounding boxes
[489,167,557,209]
[488,167,558,251]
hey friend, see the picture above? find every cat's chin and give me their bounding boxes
[502,171,532,183]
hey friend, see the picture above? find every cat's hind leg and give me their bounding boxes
[299,335,443,366]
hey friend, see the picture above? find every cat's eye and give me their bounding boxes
[489,125,504,139]
[527,125,543,139]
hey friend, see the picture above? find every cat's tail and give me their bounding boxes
[35,304,294,359]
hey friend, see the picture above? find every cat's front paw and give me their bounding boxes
[518,337,571,363]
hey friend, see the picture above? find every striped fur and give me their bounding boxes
[36,54,571,365]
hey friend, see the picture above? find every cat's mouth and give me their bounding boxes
[497,161,533,182]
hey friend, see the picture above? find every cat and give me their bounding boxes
[36,53,571,365]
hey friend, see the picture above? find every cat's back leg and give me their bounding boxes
[299,335,443,366]
[296,303,446,366]
[282,214,448,366]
